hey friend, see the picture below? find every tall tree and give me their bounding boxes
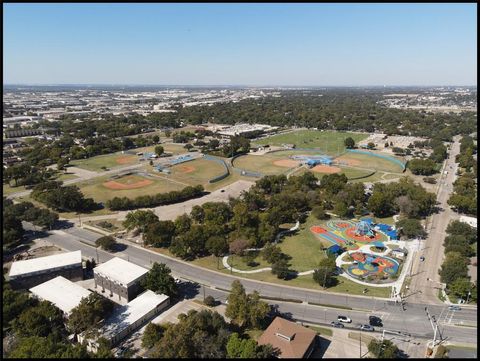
[140,262,177,297]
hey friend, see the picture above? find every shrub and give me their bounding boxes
[204,295,216,307]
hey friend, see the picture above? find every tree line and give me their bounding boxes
[106,184,205,211]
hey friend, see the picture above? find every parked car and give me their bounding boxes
[337,315,352,323]
[369,315,383,327]
[359,324,375,332]
[448,305,461,311]
[330,321,345,328]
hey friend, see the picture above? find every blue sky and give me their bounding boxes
[3,3,477,86]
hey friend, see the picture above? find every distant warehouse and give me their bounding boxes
[8,250,83,289]
[29,276,91,316]
[93,257,149,302]
[81,290,170,351]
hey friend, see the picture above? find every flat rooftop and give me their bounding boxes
[29,276,91,314]
[9,250,82,279]
[94,257,149,287]
[102,290,169,339]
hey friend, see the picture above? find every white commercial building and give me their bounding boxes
[459,215,477,229]
[82,290,170,351]
[29,276,91,315]
[93,257,149,302]
[8,250,83,289]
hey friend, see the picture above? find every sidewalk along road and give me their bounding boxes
[21,221,477,344]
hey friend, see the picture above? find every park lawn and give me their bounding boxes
[278,214,328,272]
[375,216,396,226]
[306,325,333,337]
[337,151,405,173]
[78,174,184,203]
[84,219,126,232]
[226,253,271,271]
[233,154,293,175]
[168,158,228,185]
[70,152,137,171]
[3,183,26,195]
[159,250,391,298]
[253,130,368,155]
[339,167,376,180]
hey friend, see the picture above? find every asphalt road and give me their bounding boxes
[23,222,477,344]
[408,137,462,304]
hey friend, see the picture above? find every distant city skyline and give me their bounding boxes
[3,3,477,86]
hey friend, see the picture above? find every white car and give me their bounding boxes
[337,315,352,323]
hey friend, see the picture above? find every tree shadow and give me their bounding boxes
[176,280,201,300]
[111,243,128,252]
[54,219,75,230]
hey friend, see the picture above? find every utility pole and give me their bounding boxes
[95,247,99,263]
[359,328,362,358]
[425,307,443,347]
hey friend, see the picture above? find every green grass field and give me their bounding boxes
[254,130,368,155]
[233,154,294,175]
[69,143,190,172]
[278,214,328,272]
[78,174,184,203]
[336,151,405,173]
[70,152,137,172]
[3,183,27,195]
[167,158,228,185]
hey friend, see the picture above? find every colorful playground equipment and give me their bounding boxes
[346,252,399,279]
[354,220,375,238]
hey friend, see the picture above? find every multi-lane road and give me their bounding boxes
[23,221,477,344]
[408,136,462,304]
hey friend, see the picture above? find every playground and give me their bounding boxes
[346,252,400,280]
[310,218,402,282]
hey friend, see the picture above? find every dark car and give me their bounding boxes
[369,315,383,327]
[330,321,345,328]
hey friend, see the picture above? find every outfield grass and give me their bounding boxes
[337,151,405,173]
[70,152,137,171]
[254,130,368,155]
[233,154,294,175]
[168,158,228,185]
[78,174,184,203]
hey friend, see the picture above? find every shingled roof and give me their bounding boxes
[257,317,317,358]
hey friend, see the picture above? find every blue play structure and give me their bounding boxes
[291,154,333,166]
[326,244,344,256]
[355,220,375,237]
[375,223,398,240]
